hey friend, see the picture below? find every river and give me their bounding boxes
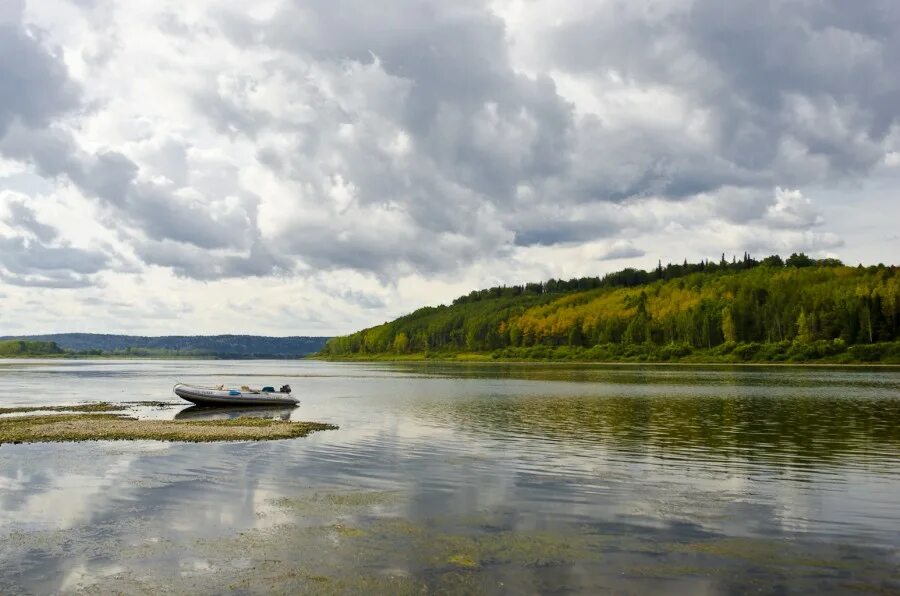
[1,360,898,593]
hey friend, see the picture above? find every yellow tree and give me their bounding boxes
[721,306,737,343]
[392,332,409,353]
[796,309,813,343]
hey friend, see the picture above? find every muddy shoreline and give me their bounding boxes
[0,403,337,444]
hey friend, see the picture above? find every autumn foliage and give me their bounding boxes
[322,255,900,363]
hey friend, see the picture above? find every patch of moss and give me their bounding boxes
[623,564,714,578]
[332,524,367,538]
[269,491,400,517]
[0,402,129,415]
[672,537,790,564]
[0,413,337,444]
[323,492,398,507]
[427,531,580,568]
[447,553,479,569]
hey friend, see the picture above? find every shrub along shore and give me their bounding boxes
[318,340,900,364]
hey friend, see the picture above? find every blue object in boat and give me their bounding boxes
[228,390,241,396]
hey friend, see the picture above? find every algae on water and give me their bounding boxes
[0,403,129,415]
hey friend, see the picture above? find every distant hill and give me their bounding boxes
[321,254,900,364]
[0,334,329,358]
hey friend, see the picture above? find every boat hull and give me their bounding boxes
[174,384,299,407]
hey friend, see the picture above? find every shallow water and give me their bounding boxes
[1,360,899,594]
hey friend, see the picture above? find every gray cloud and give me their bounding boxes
[257,1,574,201]
[0,8,265,269]
[2,198,57,242]
[514,220,617,247]
[598,241,645,261]
[203,0,895,266]
[0,198,111,288]
[0,13,80,137]
[0,232,110,289]
[1,0,896,288]
[546,0,900,188]
[0,122,261,251]
[134,238,293,280]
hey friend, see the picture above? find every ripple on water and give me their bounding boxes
[1,361,899,593]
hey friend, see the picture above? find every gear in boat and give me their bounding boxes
[174,383,298,407]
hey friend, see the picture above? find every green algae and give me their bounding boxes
[268,490,401,518]
[422,530,584,569]
[0,403,128,415]
[324,492,399,507]
[332,524,367,538]
[0,413,337,444]
[5,512,898,595]
[623,564,715,578]
[447,553,479,569]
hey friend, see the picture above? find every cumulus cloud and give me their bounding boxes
[0,2,80,136]
[764,188,824,229]
[1,195,57,242]
[538,0,899,183]
[0,193,110,288]
[0,0,897,332]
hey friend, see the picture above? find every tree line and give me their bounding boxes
[322,255,900,363]
[0,334,329,357]
[0,340,64,356]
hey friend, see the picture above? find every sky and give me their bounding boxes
[1,0,899,336]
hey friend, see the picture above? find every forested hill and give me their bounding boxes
[0,334,329,358]
[321,254,900,363]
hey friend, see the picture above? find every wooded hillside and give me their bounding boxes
[321,255,900,363]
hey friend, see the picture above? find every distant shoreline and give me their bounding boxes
[314,354,900,367]
[0,335,329,360]
[3,353,897,367]
[0,354,315,360]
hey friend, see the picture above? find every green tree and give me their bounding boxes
[786,253,815,267]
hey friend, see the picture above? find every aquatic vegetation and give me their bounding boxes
[0,414,337,444]
[269,491,401,518]
[4,500,898,595]
[446,553,479,569]
[323,492,399,507]
[0,403,128,415]
[332,524,367,538]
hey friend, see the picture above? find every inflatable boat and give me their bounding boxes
[173,383,299,407]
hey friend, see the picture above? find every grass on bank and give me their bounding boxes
[0,413,338,445]
[317,340,900,364]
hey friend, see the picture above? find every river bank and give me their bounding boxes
[315,340,900,365]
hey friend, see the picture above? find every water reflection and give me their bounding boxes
[419,393,900,473]
[173,405,296,421]
[0,360,898,594]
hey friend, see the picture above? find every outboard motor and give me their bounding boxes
[279,384,292,394]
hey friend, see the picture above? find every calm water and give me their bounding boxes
[0,360,899,594]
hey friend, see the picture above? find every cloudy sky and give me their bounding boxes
[1,0,899,335]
